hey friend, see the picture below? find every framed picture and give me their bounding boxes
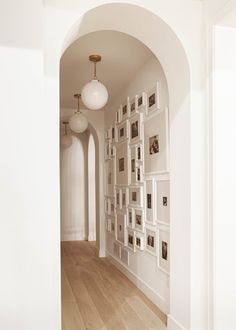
[127,207,134,228]
[104,198,109,214]
[136,144,143,162]
[105,141,110,160]
[135,232,145,251]
[120,247,129,265]
[130,113,143,144]
[144,108,169,174]
[115,108,121,124]
[117,120,129,143]
[136,164,143,183]
[111,125,116,142]
[127,230,136,252]
[116,212,127,245]
[121,187,128,210]
[145,180,155,224]
[111,217,116,236]
[136,92,147,112]
[130,145,136,185]
[134,208,144,232]
[146,228,157,255]
[116,142,129,185]
[156,180,170,224]
[106,159,114,196]
[130,96,138,116]
[120,98,130,121]
[115,188,121,209]
[108,197,115,216]
[129,186,143,207]
[158,227,170,274]
[146,82,160,115]
[110,144,115,158]
[114,242,121,258]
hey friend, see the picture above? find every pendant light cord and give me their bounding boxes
[74,93,81,113]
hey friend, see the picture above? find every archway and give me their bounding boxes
[44,2,207,329]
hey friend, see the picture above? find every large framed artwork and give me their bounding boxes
[156,180,170,224]
[144,107,169,174]
[158,226,170,274]
[145,179,155,224]
[145,227,157,255]
[116,141,129,185]
[129,186,143,207]
[146,82,160,115]
[129,113,143,144]
[116,212,127,245]
[134,208,144,232]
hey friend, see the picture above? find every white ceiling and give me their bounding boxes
[60,30,154,110]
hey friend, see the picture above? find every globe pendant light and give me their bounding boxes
[81,54,108,110]
[61,121,72,148]
[69,93,88,133]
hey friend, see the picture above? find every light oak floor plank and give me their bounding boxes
[61,241,167,330]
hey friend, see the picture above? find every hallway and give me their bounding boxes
[61,241,167,330]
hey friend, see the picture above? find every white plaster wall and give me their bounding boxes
[213,25,236,330]
[60,135,87,241]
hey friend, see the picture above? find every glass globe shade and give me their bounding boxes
[60,134,72,149]
[81,79,108,110]
[69,112,88,133]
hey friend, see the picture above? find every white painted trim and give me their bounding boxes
[167,314,185,330]
[107,250,167,314]
[99,249,106,258]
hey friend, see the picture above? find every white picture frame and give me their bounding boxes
[129,113,143,144]
[114,242,121,258]
[120,98,130,121]
[104,197,109,214]
[136,164,143,183]
[129,96,138,117]
[146,82,160,115]
[115,188,121,209]
[117,120,129,143]
[158,226,170,274]
[144,107,169,174]
[106,159,114,196]
[127,229,136,252]
[116,141,129,185]
[121,187,128,211]
[106,217,111,232]
[127,207,134,228]
[108,197,115,216]
[145,179,156,224]
[116,212,127,245]
[146,227,157,255]
[135,232,145,251]
[134,208,144,232]
[135,144,143,162]
[130,145,136,185]
[129,186,143,207]
[115,107,121,124]
[156,180,170,224]
[136,92,147,112]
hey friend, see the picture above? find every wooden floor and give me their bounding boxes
[61,241,167,330]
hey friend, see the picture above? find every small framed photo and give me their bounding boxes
[110,144,115,158]
[111,217,116,236]
[114,242,121,258]
[121,187,128,210]
[116,142,129,185]
[120,246,129,265]
[120,98,130,121]
[117,120,129,143]
[134,208,144,232]
[106,159,114,196]
[129,96,138,116]
[135,232,145,251]
[136,92,147,112]
[130,113,143,144]
[144,108,169,174]
[129,186,143,207]
[116,212,127,245]
[115,188,121,209]
[136,144,143,162]
[146,82,160,115]
[130,145,136,185]
[158,227,170,274]
[115,108,121,124]
[145,179,155,224]
[127,230,136,252]
[127,207,134,228]
[156,180,170,224]
[136,165,143,183]
[111,125,116,142]
[146,228,157,255]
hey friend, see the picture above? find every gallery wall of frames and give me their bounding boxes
[104,81,170,276]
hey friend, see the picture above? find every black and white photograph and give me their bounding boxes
[120,127,124,138]
[163,196,168,206]
[119,157,125,172]
[149,92,156,108]
[136,214,142,226]
[131,159,135,173]
[158,228,170,273]
[149,135,159,154]
[162,241,168,260]
[128,208,133,227]
[147,193,152,209]
[128,234,133,245]
[130,98,136,114]
[156,180,170,223]
[136,92,146,111]
[146,83,160,115]
[132,191,137,202]
[147,234,155,248]
[131,120,139,139]
[123,104,127,116]
[134,209,144,231]
[146,228,157,254]
[129,187,142,206]
[135,233,145,250]
[116,212,126,245]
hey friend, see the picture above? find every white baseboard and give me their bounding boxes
[107,250,167,315]
[167,315,185,330]
[99,249,106,258]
